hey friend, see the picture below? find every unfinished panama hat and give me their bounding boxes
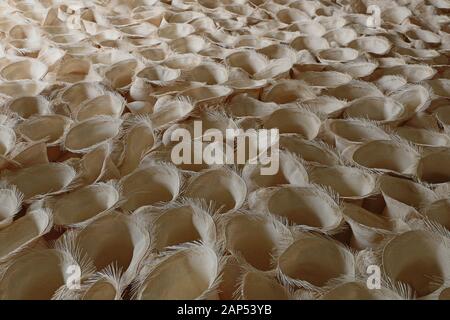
[317,278,403,300]
[379,175,437,220]
[343,96,406,124]
[326,80,383,101]
[261,80,316,104]
[0,58,48,81]
[134,242,222,300]
[0,124,16,157]
[134,199,216,252]
[0,208,52,262]
[61,212,149,285]
[1,162,76,200]
[235,270,291,300]
[308,165,378,199]
[279,134,340,166]
[0,184,23,229]
[7,95,51,119]
[0,248,92,300]
[45,182,120,228]
[117,117,156,176]
[343,139,421,176]
[148,96,194,129]
[293,71,352,88]
[248,185,343,234]
[219,211,291,271]
[161,109,238,144]
[226,94,278,118]
[323,118,390,152]
[262,107,321,140]
[277,233,355,290]
[59,81,105,110]
[242,151,309,192]
[57,265,125,300]
[395,126,450,148]
[63,116,122,153]
[417,149,450,184]
[75,92,126,121]
[119,162,181,212]
[104,59,139,92]
[184,167,247,214]
[17,114,72,146]
[343,203,405,250]
[381,229,450,298]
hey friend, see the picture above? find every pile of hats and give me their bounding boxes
[0,0,449,300]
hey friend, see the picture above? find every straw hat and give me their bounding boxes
[417,149,450,184]
[162,110,238,145]
[219,211,292,271]
[55,58,100,83]
[75,92,125,121]
[380,175,437,220]
[290,36,330,52]
[389,84,431,118]
[349,36,392,55]
[381,229,450,298]
[248,185,344,234]
[317,278,403,300]
[0,80,47,98]
[58,265,125,300]
[343,139,421,176]
[61,212,150,285]
[119,162,181,211]
[0,124,16,157]
[0,248,93,300]
[117,117,156,176]
[134,242,222,299]
[7,95,51,119]
[226,94,279,118]
[71,143,120,186]
[136,64,181,86]
[330,61,378,78]
[179,85,233,107]
[326,80,383,101]
[134,199,216,251]
[277,233,355,290]
[242,151,309,192]
[0,184,23,229]
[60,82,106,112]
[64,116,122,153]
[17,114,72,146]
[104,59,139,92]
[395,126,450,148]
[343,203,407,250]
[279,134,340,166]
[317,48,359,64]
[0,58,48,81]
[294,71,352,88]
[235,270,291,300]
[1,162,76,200]
[0,207,52,261]
[45,182,120,228]
[308,165,378,199]
[323,118,390,152]
[375,75,407,94]
[343,96,406,124]
[262,107,321,139]
[184,167,246,214]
